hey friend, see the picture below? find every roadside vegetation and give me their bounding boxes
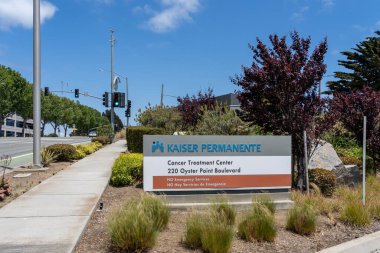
[107,194,169,252]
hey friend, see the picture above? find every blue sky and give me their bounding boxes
[0,0,380,129]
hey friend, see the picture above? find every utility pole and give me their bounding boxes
[33,0,41,167]
[126,77,129,128]
[160,83,164,107]
[110,30,115,139]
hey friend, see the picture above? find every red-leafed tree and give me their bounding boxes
[329,87,380,171]
[177,88,215,130]
[232,31,330,188]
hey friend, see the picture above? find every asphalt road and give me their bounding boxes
[0,137,90,169]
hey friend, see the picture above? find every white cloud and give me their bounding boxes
[291,6,309,21]
[321,0,334,8]
[0,0,57,31]
[140,0,201,33]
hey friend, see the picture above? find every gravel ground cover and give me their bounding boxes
[75,185,380,253]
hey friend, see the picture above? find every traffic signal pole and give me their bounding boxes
[110,30,115,141]
[33,0,41,167]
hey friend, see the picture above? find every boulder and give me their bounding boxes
[308,141,344,171]
[334,165,361,186]
[308,141,361,186]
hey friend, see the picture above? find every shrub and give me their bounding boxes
[211,198,236,225]
[201,220,234,253]
[183,209,234,253]
[92,136,110,145]
[110,153,143,186]
[340,200,370,226]
[46,133,58,137]
[72,149,86,160]
[254,195,275,214]
[238,203,277,242]
[309,168,336,197]
[40,146,57,167]
[141,194,170,231]
[107,200,157,252]
[286,203,316,235]
[46,144,76,162]
[126,126,165,153]
[183,212,205,248]
[76,143,101,155]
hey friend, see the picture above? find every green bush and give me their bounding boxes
[340,200,370,226]
[183,210,234,253]
[40,146,57,167]
[286,203,316,235]
[238,203,277,242]
[254,195,275,214]
[183,212,205,248]
[91,136,110,145]
[141,194,170,231]
[211,198,236,225]
[201,220,234,253]
[110,153,143,186]
[126,126,165,153]
[72,149,86,160]
[76,142,102,155]
[107,197,161,252]
[309,168,336,197]
[46,144,76,162]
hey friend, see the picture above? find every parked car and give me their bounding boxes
[88,129,97,138]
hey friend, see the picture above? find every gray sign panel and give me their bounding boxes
[144,135,291,157]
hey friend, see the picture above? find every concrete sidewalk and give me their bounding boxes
[318,230,380,253]
[0,140,126,253]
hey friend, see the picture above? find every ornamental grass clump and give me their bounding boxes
[238,203,277,242]
[211,197,236,225]
[183,212,205,248]
[183,205,234,253]
[340,201,371,226]
[286,203,316,235]
[254,195,275,214]
[107,194,170,252]
[141,194,170,231]
[201,220,234,253]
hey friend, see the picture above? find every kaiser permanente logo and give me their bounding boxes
[152,141,262,153]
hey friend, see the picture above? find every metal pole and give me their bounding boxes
[160,83,164,107]
[362,116,367,206]
[126,77,129,128]
[33,0,41,167]
[304,130,309,194]
[110,30,115,141]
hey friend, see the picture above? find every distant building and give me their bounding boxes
[0,114,33,137]
[214,93,241,111]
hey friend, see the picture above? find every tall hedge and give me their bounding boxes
[126,126,165,153]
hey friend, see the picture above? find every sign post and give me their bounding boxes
[143,136,291,192]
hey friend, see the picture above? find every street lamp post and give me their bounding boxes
[33,0,41,167]
[110,30,115,142]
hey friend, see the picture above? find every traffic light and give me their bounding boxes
[125,108,131,118]
[112,92,120,107]
[74,89,79,98]
[44,87,49,96]
[102,92,109,107]
[127,100,131,109]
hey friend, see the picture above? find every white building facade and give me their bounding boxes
[0,114,33,137]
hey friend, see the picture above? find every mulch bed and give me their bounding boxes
[75,185,380,253]
[0,162,73,208]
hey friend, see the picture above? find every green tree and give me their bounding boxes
[0,65,16,135]
[14,80,33,137]
[327,31,380,93]
[136,105,182,134]
[103,110,124,132]
[192,104,260,135]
